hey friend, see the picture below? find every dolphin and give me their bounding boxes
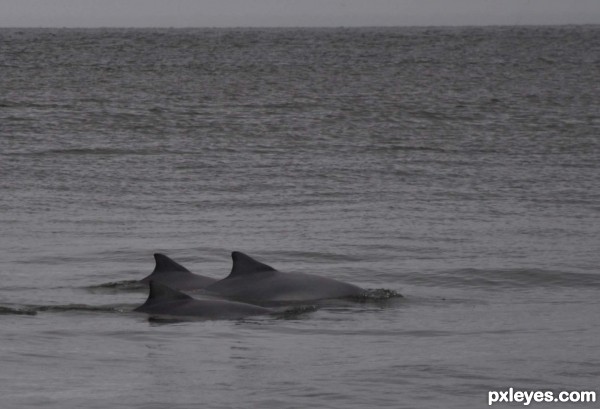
[139,253,217,291]
[134,281,273,319]
[203,251,366,304]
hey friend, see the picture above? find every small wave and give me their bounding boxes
[32,304,131,314]
[85,280,146,293]
[8,147,161,157]
[0,305,38,316]
[1,303,131,315]
[147,316,198,324]
[384,145,447,153]
[39,147,151,156]
[404,268,600,290]
[276,304,320,319]
[352,288,403,302]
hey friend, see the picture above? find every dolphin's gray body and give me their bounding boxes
[134,281,272,319]
[139,253,217,291]
[203,251,365,304]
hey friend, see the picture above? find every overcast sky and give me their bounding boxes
[1,0,599,27]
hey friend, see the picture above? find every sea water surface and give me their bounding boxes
[1,26,599,408]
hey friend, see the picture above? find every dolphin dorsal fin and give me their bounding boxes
[153,253,191,274]
[148,281,193,301]
[228,251,276,278]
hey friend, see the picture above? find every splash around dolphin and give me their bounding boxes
[134,281,273,320]
[139,253,217,291]
[203,251,366,305]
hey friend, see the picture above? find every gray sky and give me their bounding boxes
[1,0,599,27]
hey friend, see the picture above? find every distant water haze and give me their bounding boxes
[1,0,599,27]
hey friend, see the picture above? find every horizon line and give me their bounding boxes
[1,22,599,30]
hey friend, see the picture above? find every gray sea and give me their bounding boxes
[1,26,599,408]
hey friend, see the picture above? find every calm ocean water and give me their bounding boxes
[1,26,599,408]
